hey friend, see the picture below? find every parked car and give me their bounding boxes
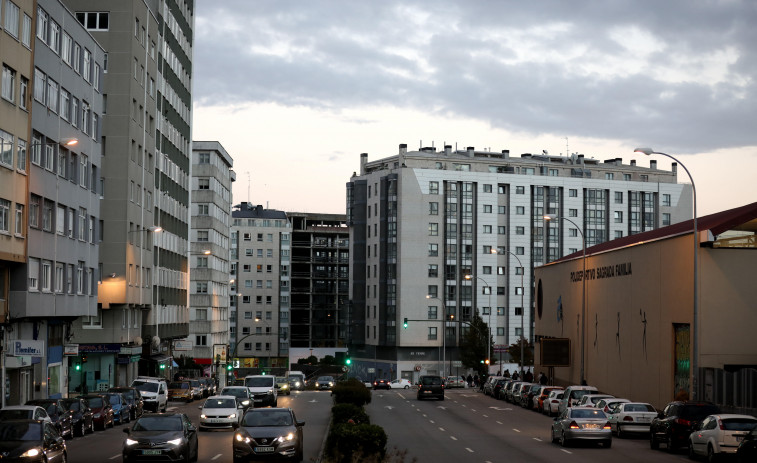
[576,394,615,408]
[275,377,291,396]
[551,407,612,448]
[536,387,563,414]
[198,395,240,430]
[61,397,94,436]
[372,379,390,390]
[108,387,144,420]
[650,400,721,451]
[122,413,198,463]
[596,398,630,414]
[492,379,509,399]
[483,376,504,396]
[737,425,757,462]
[417,375,444,401]
[233,407,305,462]
[26,399,74,439]
[558,385,599,414]
[0,419,67,462]
[544,390,565,417]
[104,392,131,425]
[606,402,657,438]
[0,405,52,424]
[78,394,114,430]
[688,414,757,460]
[131,377,168,412]
[354,378,374,388]
[445,376,466,388]
[221,386,253,411]
[523,384,543,409]
[315,376,335,391]
[502,380,520,403]
[389,379,413,389]
[495,380,513,400]
[512,382,534,406]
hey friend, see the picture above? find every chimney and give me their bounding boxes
[444,145,452,155]
[577,154,584,164]
[399,143,407,155]
[502,149,510,159]
[631,159,636,166]
[616,158,622,166]
[671,162,677,174]
[650,160,657,169]
[466,146,474,157]
[360,152,368,175]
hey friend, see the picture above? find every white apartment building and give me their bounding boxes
[346,144,692,382]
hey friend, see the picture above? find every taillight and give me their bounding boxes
[675,418,692,427]
[603,422,611,429]
[569,421,580,429]
[623,416,634,422]
[718,419,725,430]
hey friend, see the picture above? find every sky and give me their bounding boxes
[191,0,757,216]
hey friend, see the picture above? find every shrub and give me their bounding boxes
[331,403,370,425]
[326,422,387,463]
[331,378,371,406]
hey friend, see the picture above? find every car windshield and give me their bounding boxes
[245,377,274,387]
[190,380,200,387]
[570,389,595,400]
[421,377,442,386]
[722,418,757,431]
[62,400,80,412]
[317,377,332,382]
[242,411,292,427]
[133,381,159,393]
[204,398,236,409]
[107,395,121,405]
[0,410,32,420]
[625,404,656,412]
[87,398,104,408]
[680,405,721,420]
[114,390,136,400]
[570,409,607,419]
[0,422,41,441]
[169,382,189,389]
[41,403,58,414]
[132,416,183,431]
[222,388,247,398]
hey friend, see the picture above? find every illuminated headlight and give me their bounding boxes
[228,413,237,419]
[315,383,320,388]
[329,382,334,387]
[200,414,207,419]
[281,384,289,390]
[294,381,301,387]
[125,438,139,446]
[241,400,250,406]
[276,432,295,443]
[167,438,183,446]
[267,389,273,395]
[21,448,41,457]
[235,433,251,444]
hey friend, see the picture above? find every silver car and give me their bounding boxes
[551,407,612,448]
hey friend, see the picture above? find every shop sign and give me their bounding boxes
[64,344,79,356]
[174,340,193,351]
[119,346,142,355]
[13,340,45,357]
[79,343,122,354]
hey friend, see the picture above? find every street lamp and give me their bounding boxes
[544,214,586,385]
[463,274,492,372]
[426,295,446,375]
[491,248,526,376]
[635,147,698,399]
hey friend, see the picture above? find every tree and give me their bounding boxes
[321,355,336,366]
[460,312,493,376]
[507,337,534,370]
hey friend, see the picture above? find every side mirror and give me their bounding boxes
[187,426,196,433]
[657,411,664,419]
[122,428,130,434]
[297,421,306,427]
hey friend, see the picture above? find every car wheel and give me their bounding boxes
[88,419,95,434]
[707,444,718,463]
[650,433,660,450]
[109,417,114,428]
[604,439,612,449]
[78,421,85,437]
[404,385,409,389]
[666,434,677,453]
[61,452,68,463]
[616,425,623,439]
[688,441,697,460]
[192,441,199,462]
[551,429,558,444]
[560,431,569,447]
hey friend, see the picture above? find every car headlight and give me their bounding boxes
[241,400,250,406]
[276,432,295,443]
[200,414,207,419]
[267,389,273,395]
[93,413,101,418]
[281,384,289,389]
[329,382,334,387]
[294,381,301,387]
[228,413,237,419]
[235,433,251,444]
[125,438,139,446]
[167,438,183,446]
[315,383,320,388]
[21,448,41,457]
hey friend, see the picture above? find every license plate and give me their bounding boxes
[142,450,162,455]
[736,436,744,442]
[424,390,433,393]
[207,418,223,423]
[254,446,274,453]
[584,424,600,429]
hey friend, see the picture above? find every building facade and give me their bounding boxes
[187,141,233,383]
[346,144,692,383]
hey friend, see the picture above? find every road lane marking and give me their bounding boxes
[465,447,474,453]
[384,406,394,410]
[109,455,120,460]
[438,427,445,432]
[561,449,572,454]
[430,420,435,424]
[471,409,476,412]
[533,437,542,442]
[422,414,427,417]
[483,414,488,417]
[513,428,521,433]
[212,454,222,460]
[496,421,503,424]
[450,436,458,440]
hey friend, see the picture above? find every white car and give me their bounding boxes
[389,379,413,389]
[576,394,614,408]
[688,414,757,460]
[595,398,630,414]
[198,395,240,430]
[544,390,564,416]
[0,405,52,423]
[606,402,657,437]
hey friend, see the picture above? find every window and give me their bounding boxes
[516,186,525,194]
[483,184,492,193]
[0,129,12,167]
[662,194,671,206]
[497,226,506,235]
[516,246,525,255]
[516,226,525,235]
[197,230,208,242]
[516,206,525,215]
[428,223,438,236]
[569,208,578,217]
[428,243,438,257]
[75,11,109,30]
[498,206,506,215]
[615,230,623,239]
[662,213,671,226]
[46,77,58,113]
[41,260,52,292]
[428,264,438,278]
[0,199,9,233]
[196,257,208,268]
[569,228,578,237]
[605,172,614,180]
[28,258,39,290]
[429,181,439,195]
[42,199,53,231]
[196,282,208,294]
[21,13,31,47]
[36,6,48,41]
[79,155,87,188]
[483,225,492,234]
[19,76,27,110]
[640,175,648,182]
[198,204,209,215]
[55,204,65,234]
[33,68,45,103]
[48,19,60,53]
[1,65,15,102]
[483,245,492,254]
[4,1,20,37]
[614,211,623,223]
[615,191,623,204]
[198,152,210,164]
[569,189,578,197]
[427,285,438,298]
[195,335,207,346]
[428,327,437,340]
[429,202,438,215]
[14,204,23,236]
[198,178,209,190]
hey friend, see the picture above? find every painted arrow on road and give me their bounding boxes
[488,406,512,411]
[384,406,394,410]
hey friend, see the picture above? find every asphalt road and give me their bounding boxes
[366,387,693,463]
[65,390,334,463]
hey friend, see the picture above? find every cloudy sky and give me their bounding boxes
[191,0,756,216]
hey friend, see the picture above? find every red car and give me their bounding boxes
[373,379,390,390]
[78,394,114,430]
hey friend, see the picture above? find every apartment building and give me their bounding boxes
[187,141,233,383]
[346,144,692,382]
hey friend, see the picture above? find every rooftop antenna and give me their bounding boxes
[246,171,251,202]
[565,137,569,158]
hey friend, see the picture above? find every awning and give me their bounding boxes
[172,360,179,368]
[150,354,171,363]
[194,358,212,365]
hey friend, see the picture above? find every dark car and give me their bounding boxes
[122,413,198,463]
[417,375,444,401]
[109,387,144,420]
[0,419,67,463]
[61,397,94,437]
[26,399,74,440]
[233,408,305,462]
[737,425,757,463]
[650,400,721,451]
[78,394,114,430]
[372,379,390,390]
[105,392,131,425]
[221,386,253,411]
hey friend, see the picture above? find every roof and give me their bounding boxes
[232,203,287,219]
[553,202,757,263]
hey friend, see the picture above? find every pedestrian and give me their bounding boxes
[524,369,533,382]
[512,371,519,380]
[503,369,510,378]
[539,372,548,385]
[467,374,473,387]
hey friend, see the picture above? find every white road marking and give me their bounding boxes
[438,427,445,432]
[471,409,476,412]
[465,447,474,453]
[450,436,458,441]
[513,428,521,433]
[109,455,120,460]
[561,449,572,454]
[533,437,542,442]
[483,414,488,417]
[384,406,394,410]
[437,406,447,410]
[461,404,467,407]
[211,454,222,460]
[429,420,435,424]
[496,421,503,424]
[422,414,427,417]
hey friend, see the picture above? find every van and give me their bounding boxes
[244,375,277,407]
[286,372,307,391]
[131,376,168,412]
[558,385,599,415]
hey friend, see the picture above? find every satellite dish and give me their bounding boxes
[152,336,161,348]
[134,336,143,346]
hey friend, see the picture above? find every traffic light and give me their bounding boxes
[485,359,490,365]
[74,363,81,371]
[345,357,351,366]
[159,363,166,370]
[403,318,408,329]
[226,364,233,371]
[81,354,88,363]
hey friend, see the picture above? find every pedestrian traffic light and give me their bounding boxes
[74,363,81,371]
[159,363,166,370]
[403,318,408,329]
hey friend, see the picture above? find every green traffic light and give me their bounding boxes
[227,364,233,371]
[159,364,166,370]
[74,363,81,371]
[403,318,408,329]
[345,358,351,365]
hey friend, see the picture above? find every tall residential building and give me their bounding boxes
[346,144,692,382]
[63,0,194,383]
[0,0,34,406]
[230,204,290,375]
[187,141,233,383]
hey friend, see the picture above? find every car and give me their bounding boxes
[523,384,543,409]
[105,392,131,425]
[737,425,757,462]
[315,376,335,390]
[688,414,757,460]
[606,402,657,438]
[131,377,168,412]
[492,379,509,399]
[536,387,563,414]
[61,397,94,436]
[78,394,114,430]
[512,382,534,406]
[222,386,253,411]
[286,372,307,391]
[26,399,74,439]
[188,379,205,400]
[483,376,504,396]
[353,378,373,388]
[650,400,721,452]
[372,379,390,390]
[544,390,565,417]
[199,378,216,397]
[275,377,291,395]
[445,376,466,388]
[0,405,52,424]
[199,395,241,430]
[168,380,194,403]
[558,385,599,414]
[502,380,520,402]
[233,407,305,462]
[417,375,444,401]
[244,375,278,407]
[551,407,612,448]
[389,379,413,389]
[576,394,615,408]
[0,419,67,462]
[122,413,198,463]
[595,398,630,414]
[108,387,144,420]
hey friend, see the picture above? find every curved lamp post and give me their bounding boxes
[463,274,492,371]
[426,295,446,375]
[544,214,586,385]
[635,147,698,399]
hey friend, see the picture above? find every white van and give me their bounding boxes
[131,376,168,412]
[244,375,277,407]
[558,385,599,415]
[286,371,307,391]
